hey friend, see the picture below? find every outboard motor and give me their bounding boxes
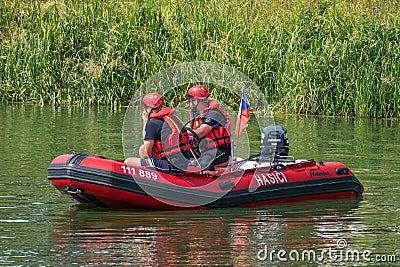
[260,125,289,162]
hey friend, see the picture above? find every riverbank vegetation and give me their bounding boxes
[1,0,399,117]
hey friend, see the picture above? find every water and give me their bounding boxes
[0,104,398,266]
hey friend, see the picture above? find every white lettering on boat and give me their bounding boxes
[138,169,158,180]
[254,172,287,187]
[121,166,158,180]
[121,165,136,175]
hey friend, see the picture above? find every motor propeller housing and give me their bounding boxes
[260,125,289,162]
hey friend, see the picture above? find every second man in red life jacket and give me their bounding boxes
[186,85,232,174]
[125,93,192,174]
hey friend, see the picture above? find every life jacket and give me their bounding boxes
[149,108,191,159]
[190,100,231,151]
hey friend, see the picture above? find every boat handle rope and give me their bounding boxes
[65,186,84,195]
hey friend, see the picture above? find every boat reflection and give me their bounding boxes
[50,199,362,266]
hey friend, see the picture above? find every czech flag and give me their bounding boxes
[235,89,250,137]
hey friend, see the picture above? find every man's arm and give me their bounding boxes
[192,112,223,139]
[192,124,213,139]
[142,110,149,139]
[140,139,154,158]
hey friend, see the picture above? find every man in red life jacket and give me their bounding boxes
[186,85,232,174]
[124,93,192,174]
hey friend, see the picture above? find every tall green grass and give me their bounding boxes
[0,0,399,117]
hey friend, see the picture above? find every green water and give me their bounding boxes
[0,104,398,266]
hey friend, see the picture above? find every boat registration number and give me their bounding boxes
[253,172,287,186]
[121,166,158,180]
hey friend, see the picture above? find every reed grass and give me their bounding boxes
[0,0,399,117]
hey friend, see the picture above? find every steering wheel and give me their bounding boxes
[185,127,200,150]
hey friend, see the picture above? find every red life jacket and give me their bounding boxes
[190,100,231,150]
[149,108,191,159]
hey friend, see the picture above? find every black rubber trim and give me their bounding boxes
[209,176,363,208]
[66,154,88,165]
[48,164,222,206]
[48,163,363,209]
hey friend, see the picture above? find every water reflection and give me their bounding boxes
[1,105,398,266]
[50,199,361,266]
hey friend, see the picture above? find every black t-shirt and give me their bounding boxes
[202,109,227,128]
[198,109,231,156]
[144,118,171,141]
[144,118,191,160]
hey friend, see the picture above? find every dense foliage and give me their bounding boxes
[1,0,399,117]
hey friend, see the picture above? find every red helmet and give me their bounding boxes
[186,85,209,100]
[142,93,164,109]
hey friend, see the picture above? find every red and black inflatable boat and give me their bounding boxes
[47,153,363,210]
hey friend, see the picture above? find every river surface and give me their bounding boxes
[0,104,398,266]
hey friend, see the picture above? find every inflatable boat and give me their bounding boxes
[47,155,363,210]
[47,126,363,210]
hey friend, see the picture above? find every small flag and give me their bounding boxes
[235,89,250,137]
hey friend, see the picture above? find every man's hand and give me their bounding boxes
[140,140,154,158]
